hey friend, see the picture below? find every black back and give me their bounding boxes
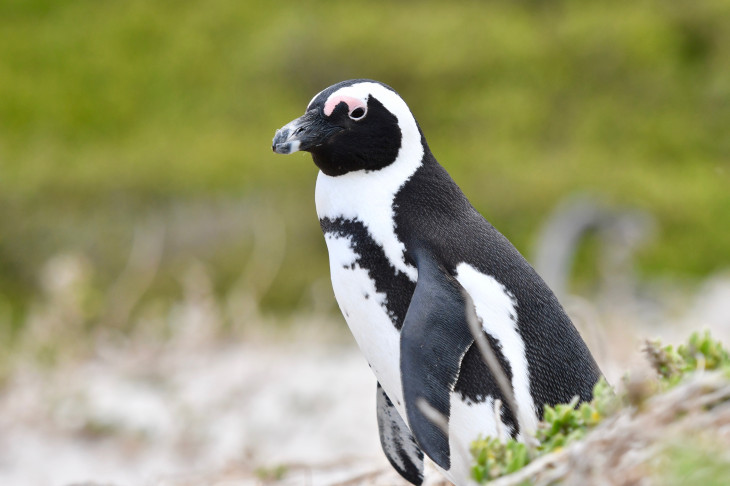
[393,148,602,415]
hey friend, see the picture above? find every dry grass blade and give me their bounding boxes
[462,289,536,446]
[416,398,450,437]
[415,398,473,482]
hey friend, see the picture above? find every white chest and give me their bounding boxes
[314,157,422,415]
[323,233,406,415]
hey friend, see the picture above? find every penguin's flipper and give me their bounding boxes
[400,254,474,471]
[376,382,425,485]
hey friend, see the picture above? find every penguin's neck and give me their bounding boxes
[314,144,427,282]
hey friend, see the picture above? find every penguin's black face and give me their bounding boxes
[273,80,419,176]
[307,95,401,176]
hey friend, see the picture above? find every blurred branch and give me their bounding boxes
[416,398,450,437]
[104,220,165,329]
[415,397,472,477]
[226,207,286,329]
[532,195,655,300]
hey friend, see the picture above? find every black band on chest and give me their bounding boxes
[320,216,415,329]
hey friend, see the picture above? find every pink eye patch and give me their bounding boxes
[323,94,368,117]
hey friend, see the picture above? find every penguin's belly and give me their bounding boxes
[324,232,406,416]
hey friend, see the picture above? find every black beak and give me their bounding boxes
[272,110,326,154]
[271,110,317,154]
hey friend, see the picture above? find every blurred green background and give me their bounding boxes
[1,0,729,345]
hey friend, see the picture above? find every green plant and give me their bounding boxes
[645,330,730,385]
[536,377,616,452]
[254,464,288,482]
[471,435,530,483]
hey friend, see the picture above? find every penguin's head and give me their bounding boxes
[272,79,424,177]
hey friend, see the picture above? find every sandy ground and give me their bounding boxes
[0,330,408,486]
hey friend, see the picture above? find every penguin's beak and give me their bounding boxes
[272,110,337,155]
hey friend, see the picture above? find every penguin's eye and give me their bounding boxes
[349,107,367,121]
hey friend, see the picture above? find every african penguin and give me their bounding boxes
[272,79,602,486]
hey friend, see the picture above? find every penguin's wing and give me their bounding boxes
[400,254,474,470]
[376,382,424,485]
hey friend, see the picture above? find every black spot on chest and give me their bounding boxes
[320,217,415,329]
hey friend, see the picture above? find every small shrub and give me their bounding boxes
[645,330,730,385]
[470,436,530,483]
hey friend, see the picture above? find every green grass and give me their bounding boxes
[660,441,730,486]
[1,0,729,328]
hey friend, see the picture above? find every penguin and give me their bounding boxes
[272,79,602,485]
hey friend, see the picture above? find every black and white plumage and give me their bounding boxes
[272,79,602,485]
